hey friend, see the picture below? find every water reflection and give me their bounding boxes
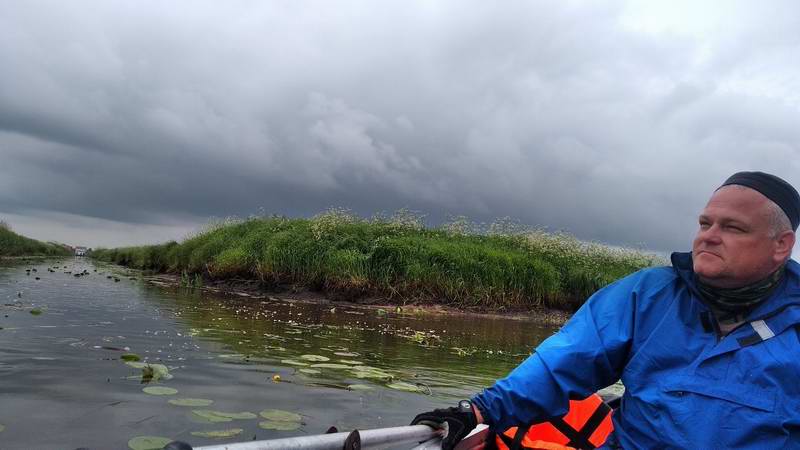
[0,258,558,449]
[156,284,556,397]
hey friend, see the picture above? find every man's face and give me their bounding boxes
[692,186,783,288]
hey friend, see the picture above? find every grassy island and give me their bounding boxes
[0,221,71,257]
[92,210,664,311]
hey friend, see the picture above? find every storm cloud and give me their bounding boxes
[1,0,799,250]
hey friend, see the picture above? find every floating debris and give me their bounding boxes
[29,309,42,316]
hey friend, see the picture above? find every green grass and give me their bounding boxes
[0,222,71,257]
[91,210,664,310]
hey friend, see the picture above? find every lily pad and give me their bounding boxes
[30,309,42,316]
[214,411,257,420]
[192,410,232,423]
[142,386,178,396]
[127,435,172,450]
[350,366,393,381]
[309,363,350,369]
[339,359,363,365]
[299,354,330,362]
[259,409,302,422]
[280,359,309,366]
[0,424,4,432]
[169,398,214,407]
[192,410,257,422]
[298,368,321,375]
[259,420,301,431]
[334,352,359,357]
[121,353,141,362]
[190,428,243,438]
[387,381,424,393]
[347,384,374,391]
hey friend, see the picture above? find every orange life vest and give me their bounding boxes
[493,394,614,450]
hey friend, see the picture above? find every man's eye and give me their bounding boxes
[726,225,744,232]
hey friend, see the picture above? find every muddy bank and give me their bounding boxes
[143,273,572,326]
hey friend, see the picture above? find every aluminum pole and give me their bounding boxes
[192,424,442,450]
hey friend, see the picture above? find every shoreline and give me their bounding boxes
[0,255,65,262]
[143,272,573,326]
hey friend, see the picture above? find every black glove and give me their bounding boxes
[411,400,478,450]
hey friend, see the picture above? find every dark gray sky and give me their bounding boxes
[2,1,799,251]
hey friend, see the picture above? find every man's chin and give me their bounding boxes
[693,263,723,281]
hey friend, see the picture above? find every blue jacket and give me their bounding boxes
[472,252,800,449]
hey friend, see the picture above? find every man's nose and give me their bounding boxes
[699,225,722,244]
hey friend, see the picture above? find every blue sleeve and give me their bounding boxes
[471,271,640,430]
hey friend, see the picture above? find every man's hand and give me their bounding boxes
[410,401,478,450]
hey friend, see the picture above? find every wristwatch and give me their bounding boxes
[458,399,473,413]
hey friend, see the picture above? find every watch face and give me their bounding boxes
[458,400,472,411]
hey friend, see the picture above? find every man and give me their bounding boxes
[413,171,800,449]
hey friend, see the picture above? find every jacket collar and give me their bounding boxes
[670,251,800,320]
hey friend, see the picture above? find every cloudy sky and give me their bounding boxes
[1,0,799,251]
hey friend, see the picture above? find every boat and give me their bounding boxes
[163,393,619,449]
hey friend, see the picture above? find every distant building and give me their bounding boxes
[74,247,88,256]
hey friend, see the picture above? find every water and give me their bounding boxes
[0,258,558,450]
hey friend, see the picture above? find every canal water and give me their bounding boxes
[0,258,559,450]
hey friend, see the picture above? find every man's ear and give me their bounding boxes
[774,230,796,262]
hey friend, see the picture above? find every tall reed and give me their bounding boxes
[0,223,71,257]
[92,211,663,310]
